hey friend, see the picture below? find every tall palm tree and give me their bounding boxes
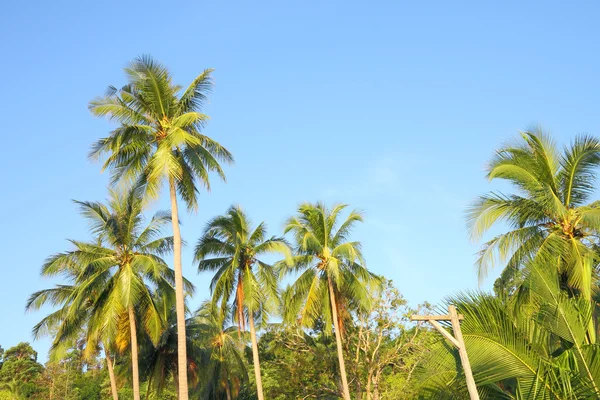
[468,129,600,300]
[281,202,378,400]
[192,301,248,400]
[89,55,233,400]
[194,205,291,400]
[30,187,192,400]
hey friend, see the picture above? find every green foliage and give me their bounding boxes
[281,202,379,334]
[349,279,435,400]
[88,55,233,209]
[0,343,44,399]
[28,186,192,359]
[468,129,600,297]
[195,205,291,327]
[27,51,600,400]
[256,326,340,399]
[190,301,249,399]
[416,258,600,399]
[0,391,13,400]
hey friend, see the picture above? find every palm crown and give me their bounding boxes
[194,205,291,328]
[89,55,233,208]
[468,129,600,298]
[281,202,377,333]
[191,301,248,399]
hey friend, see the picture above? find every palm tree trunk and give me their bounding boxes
[225,379,232,400]
[248,313,265,400]
[223,359,232,400]
[129,305,141,400]
[105,345,119,400]
[169,178,189,400]
[328,276,351,400]
[145,373,153,400]
[173,370,180,400]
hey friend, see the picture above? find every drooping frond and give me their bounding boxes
[559,135,600,208]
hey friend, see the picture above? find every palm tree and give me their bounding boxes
[281,202,378,400]
[194,205,291,400]
[139,301,202,399]
[89,55,233,400]
[468,129,600,300]
[416,257,600,399]
[192,301,248,400]
[30,187,192,400]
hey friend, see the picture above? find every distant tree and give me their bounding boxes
[0,343,44,399]
[256,325,339,399]
[138,303,201,398]
[43,349,104,400]
[349,279,433,400]
[192,301,248,400]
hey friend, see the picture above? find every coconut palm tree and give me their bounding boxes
[89,55,233,400]
[416,257,600,399]
[29,187,193,400]
[281,202,379,400]
[194,205,291,400]
[192,301,248,400]
[468,129,600,300]
[139,300,203,399]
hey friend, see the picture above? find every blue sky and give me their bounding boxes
[2,1,600,361]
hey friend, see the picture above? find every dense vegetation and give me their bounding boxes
[7,57,600,399]
[417,132,600,399]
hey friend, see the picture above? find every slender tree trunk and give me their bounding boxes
[355,324,364,400]
[248,313,265,400]
[49,375,55,400]
[373,371,381,400]
[129,305,141,400]
[169,178,189,400]
[105,345,119,400]
[225,380,232,400]
[145,373,153,400]
[173,370,180,400]
[365,372,372,400]
[223,358,232,400]
[328,276,351,400]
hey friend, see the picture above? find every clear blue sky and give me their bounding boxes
[2,1,600,361]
